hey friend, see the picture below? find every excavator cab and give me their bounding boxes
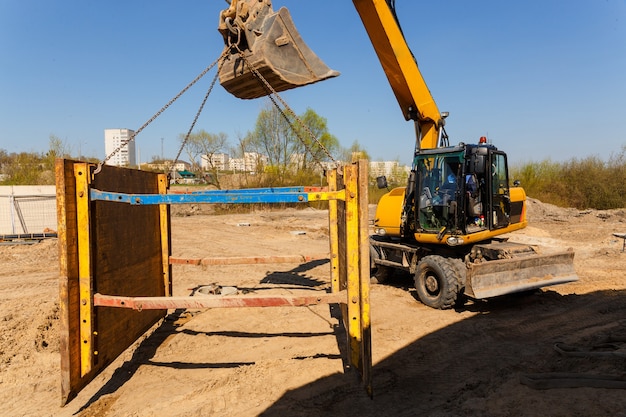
[218,0,339,99]
[414,142,517,237]
[415,149,465,234]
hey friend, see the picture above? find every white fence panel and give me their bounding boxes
[0,186,57,235]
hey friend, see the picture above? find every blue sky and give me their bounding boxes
[1,1,625,166]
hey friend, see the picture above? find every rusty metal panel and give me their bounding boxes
[357,160,372,396]
[57,160,169,405]
[327,169,340,294]
[336,167,349,345]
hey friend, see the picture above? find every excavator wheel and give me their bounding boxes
[414,255,462,309]
[369,244,392,284]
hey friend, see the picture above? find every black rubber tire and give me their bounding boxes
[369,244,392,284]
[414,255,462,309]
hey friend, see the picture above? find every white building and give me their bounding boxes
[104,128,136,167]
[289,153,305,170]
[369,160,410,181]
[229,152,267,173]
[201,153,229,171]
[228,157,245,172]
[172,161,191,172]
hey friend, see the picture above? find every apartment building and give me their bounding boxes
[104,128,136,167]
[201,153,230,171]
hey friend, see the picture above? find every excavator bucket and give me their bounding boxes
[465,244,578,299]
[218,6,339,99]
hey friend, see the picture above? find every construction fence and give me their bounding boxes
[0,186,57,237]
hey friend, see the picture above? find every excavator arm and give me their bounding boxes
[218,0,443,150]
[352,0,441,149]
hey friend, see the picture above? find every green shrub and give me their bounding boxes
[511,147,626,209]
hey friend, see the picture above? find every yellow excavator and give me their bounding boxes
[216,0,578,309]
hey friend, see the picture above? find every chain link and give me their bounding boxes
[172,58,226,172]
[233,45,339,169]
[94,51,228,175]
[94,40,338,176]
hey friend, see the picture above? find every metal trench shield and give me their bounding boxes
[57,159,372,404]
[219,5,339,99]
[56,160,171,405]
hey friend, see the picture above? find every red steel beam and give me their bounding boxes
[94,291,346,310]
[169,254,328,266]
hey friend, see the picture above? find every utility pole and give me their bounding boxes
[161,138,164,160]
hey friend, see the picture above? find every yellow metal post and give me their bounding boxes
[158,174,172,297]
[344,164,363,370]
[306,189,345,202]
[74,163,94,377]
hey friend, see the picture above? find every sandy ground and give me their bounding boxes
[1,199,625,416]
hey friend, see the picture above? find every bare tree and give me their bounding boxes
[246,103,339,184]
[290,108,339,171]
[245,104,291,182]
[179,129,228,188]
[340,140,371,163]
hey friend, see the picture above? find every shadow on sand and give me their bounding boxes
[258,288,626,417]
[74,285,626,416]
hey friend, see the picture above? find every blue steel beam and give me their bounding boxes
[176,186,311,195]
[90,189,309,205]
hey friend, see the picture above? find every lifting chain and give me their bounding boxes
[95,35,339,177]
[94,51,228,175]
[172,58,226,172]
[229,42,340,171]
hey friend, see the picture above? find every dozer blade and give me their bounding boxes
[219,7,339,100]
[465,250,578,299]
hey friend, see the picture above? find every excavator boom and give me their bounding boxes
[351,0,440,148]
